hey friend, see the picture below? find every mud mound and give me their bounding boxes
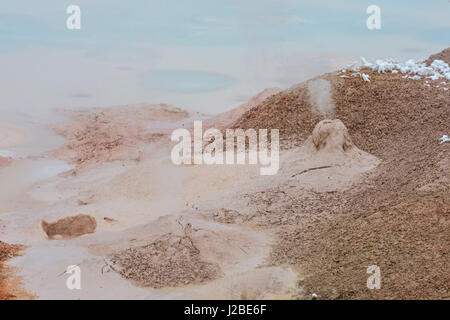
[42,214,96,240]
[109,233,221,288]
[425,47,450,65]
[298,118,379,175]
[309,119,353,153]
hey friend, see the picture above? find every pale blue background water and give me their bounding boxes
[0,0,449,115]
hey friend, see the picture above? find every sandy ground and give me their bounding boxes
[0,48,448,300]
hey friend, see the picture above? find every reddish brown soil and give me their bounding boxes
[232,48,450,299]
[0,241,32,300]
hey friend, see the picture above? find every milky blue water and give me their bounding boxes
[0,0,449,116]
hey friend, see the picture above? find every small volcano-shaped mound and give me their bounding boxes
[288,119,379,192]
[300,119,379,168]
[310,119,353,153]
[42,214,96,240]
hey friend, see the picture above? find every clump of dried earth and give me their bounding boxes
[231,48,450,299]
[41,214,97,240]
